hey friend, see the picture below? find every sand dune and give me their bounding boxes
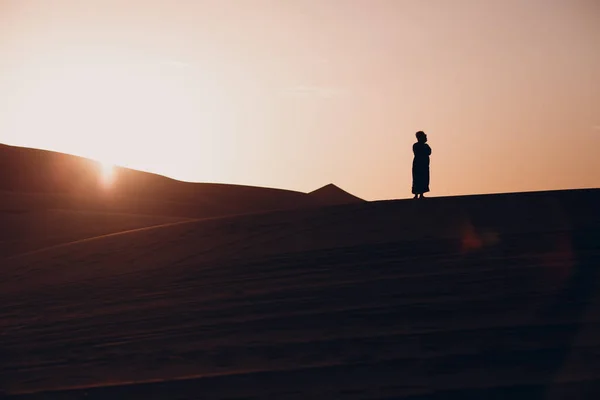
[0,144,359,219]
[0,143,362,258]
[1,189,599,398]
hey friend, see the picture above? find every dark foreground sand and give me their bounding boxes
[0,208,187,259]
[1,189,599,399]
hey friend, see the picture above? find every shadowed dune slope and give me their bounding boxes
[0,143,350,218]
[0,208,186,259]
[1,189,599,399]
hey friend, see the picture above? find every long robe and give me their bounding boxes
[412,142,431,194]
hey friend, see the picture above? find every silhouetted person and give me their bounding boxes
[412,131,431,199]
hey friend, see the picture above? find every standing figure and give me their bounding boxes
[412,131,431,199]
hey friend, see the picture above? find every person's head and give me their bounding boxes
[416,131,427,143]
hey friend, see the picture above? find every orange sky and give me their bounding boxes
[0,0,598,200]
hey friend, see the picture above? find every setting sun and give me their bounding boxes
[98,161,115,187]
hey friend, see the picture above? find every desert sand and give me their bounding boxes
[1,145,599,399]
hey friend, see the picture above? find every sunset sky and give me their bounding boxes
[0,0,598,200]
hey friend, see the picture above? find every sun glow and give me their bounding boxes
[98,161,115,187]
[3,50,235,183]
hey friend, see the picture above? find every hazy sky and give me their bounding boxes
[0,0,598,200]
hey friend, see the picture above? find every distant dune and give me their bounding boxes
[309,183,365,205]
[0,143,361,219]
[1,188,599,398]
